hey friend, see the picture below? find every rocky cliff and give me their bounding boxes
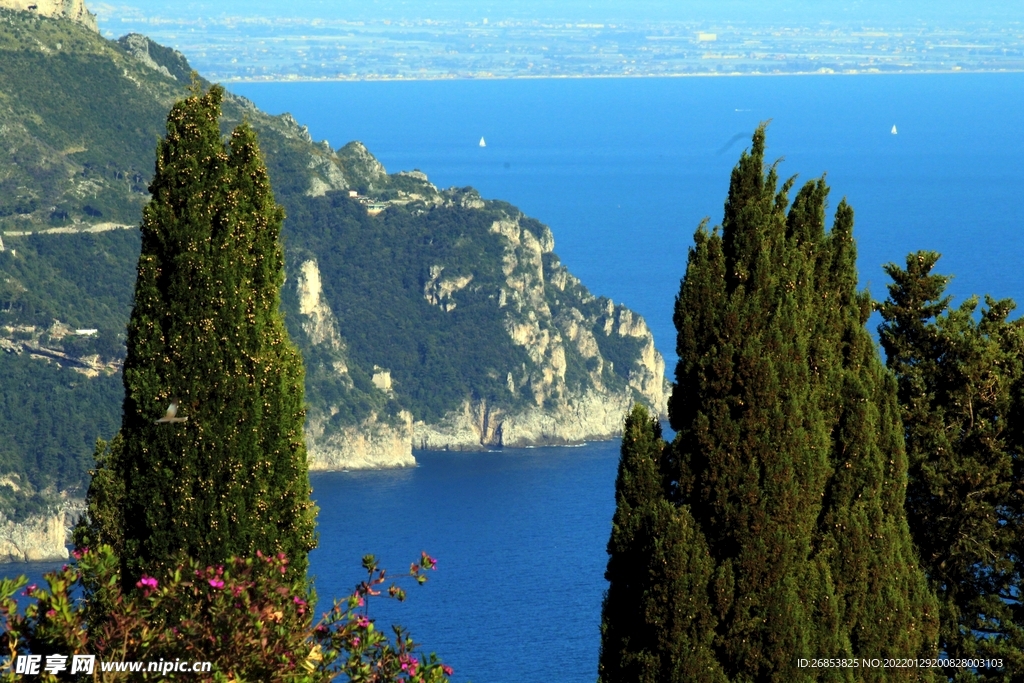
[0,0,96,31]
[411,210,668,450]
[0,498,82,562]
[292,258,416,469]
[287,180,670,459]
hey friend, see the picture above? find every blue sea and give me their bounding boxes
[5,74,1024,682]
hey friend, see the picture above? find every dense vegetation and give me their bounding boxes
[286,192,530,423]
[879,252,1024,679]
[0,11,182,227]
[106,85,317,582]
[0,229,138,346]
[602,127,941,681]
[0,352,120,502]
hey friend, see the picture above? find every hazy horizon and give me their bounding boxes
[91,0,1023,26]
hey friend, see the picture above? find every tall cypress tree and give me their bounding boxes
[879,252,1024,679]
[117,84,317,582]
[598,404,724,683]
[660,125,937,680]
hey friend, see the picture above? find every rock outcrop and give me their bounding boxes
[413,211,669,450]
[292,259,416,469]
[0,0,97,31]
[0,499,83,562]
[307,410,415,470]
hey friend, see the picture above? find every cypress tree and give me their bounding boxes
[117,84,317,582]
[879,252,1024,679]
[661,125,937,680]
[599,404,724,683]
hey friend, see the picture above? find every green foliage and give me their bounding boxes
[628,125,940,680]
[72,435,126,558]
[117,85,316,583]
[879,252,1024,679]
[0,14,185,228]
[0,350,121,496]
[599,404,724,683]
[0,230,139,342]
[284,192,534,424]
[0,545,453,683]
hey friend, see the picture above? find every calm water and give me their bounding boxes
[5,75,1024,681]
[310,445,620,682]
[3,444,621,683]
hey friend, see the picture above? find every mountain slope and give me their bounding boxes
[0,7,669,511]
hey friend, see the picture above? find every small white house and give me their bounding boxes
[75,329,98,336]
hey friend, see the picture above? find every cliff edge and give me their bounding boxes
[0,0,97,31]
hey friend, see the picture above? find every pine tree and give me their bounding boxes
[879,252,1024,680]
[116,84,317,582]
[662,124,937,680]
[598,404,724,683]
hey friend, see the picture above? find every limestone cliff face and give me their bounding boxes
[0,500,82,562]
[306,410,415,471]
[0,0,97,31]
[414,209,670,450]
[292,259,415,469]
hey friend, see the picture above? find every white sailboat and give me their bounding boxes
[891,125,898,135]
[479,136,486,147]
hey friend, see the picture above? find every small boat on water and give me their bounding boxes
[891,125,898,135]
[479,136,486,147]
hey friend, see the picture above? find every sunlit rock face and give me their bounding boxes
[0,0,98,31]
[0,503,82,562]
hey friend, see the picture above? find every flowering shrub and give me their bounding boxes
[0,546,452,682]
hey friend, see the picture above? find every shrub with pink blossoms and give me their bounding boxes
[0,545,453,683]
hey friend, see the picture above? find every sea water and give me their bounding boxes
[4,75,1023,682]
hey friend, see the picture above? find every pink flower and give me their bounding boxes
[351,636,360,647]
[356,615,370,629]
[442,664,454,676]
[208,578,225,589]
[45,609,56,618]
[136,576,158,591]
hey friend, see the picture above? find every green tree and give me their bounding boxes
[598,404,724,683]
[115,84,317,582]
[661,125,937,680]
[879,252,1024,680]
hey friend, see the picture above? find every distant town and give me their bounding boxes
[95,11,1024,81]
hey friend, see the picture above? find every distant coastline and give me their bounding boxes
[220,67,1024,83]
